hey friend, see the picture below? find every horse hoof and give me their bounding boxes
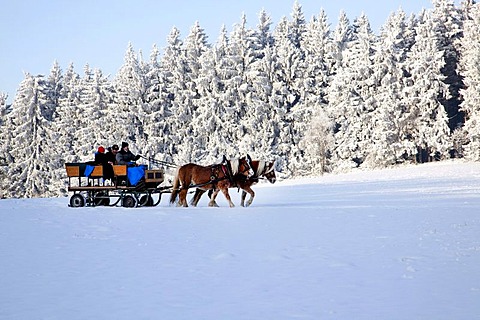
[208,202,219,207]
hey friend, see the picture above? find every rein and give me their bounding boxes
[139,155,177,169]
[188,176,228,189]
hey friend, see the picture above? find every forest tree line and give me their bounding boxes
[1,0,480,198]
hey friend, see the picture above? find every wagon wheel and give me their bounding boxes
[122,194,138,208]
[69,194,86,208]
[139,194,154,207]
[94,191,111,206]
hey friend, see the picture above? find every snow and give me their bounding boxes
[1,160,480,319]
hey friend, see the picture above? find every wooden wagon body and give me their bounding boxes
[65,162,171,208]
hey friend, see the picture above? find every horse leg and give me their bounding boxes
[191,189,205,207]
[178,188,189,207]
[242,186,255,207]
[241,190,247,207]
[208,189,220,207]
[220,187,235,208]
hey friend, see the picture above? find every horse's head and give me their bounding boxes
[238,155,254,178]
[263,161,276,183]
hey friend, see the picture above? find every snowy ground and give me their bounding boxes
[1,160,479,320]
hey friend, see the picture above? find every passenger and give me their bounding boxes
[105,144,119,165]
[116,142,141,166]
[94,146,108,165]
[94,146,114,181]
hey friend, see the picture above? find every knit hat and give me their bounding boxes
[121,142,129,149]
[98,146,105,153]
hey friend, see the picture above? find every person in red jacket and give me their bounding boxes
[94,146,114,181]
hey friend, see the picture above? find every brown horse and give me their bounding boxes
[191,160,276,207]
[169,156,253,207]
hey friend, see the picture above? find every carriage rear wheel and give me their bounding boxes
[122,195,138,208]
[70,194,86,207]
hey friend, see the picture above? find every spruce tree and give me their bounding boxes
[365,9,412,167]
[431,0,465,131]
[5,74,59,197]
[403,12,452,162]
[459,2,480,160]
[298,9,335,174]
[113,43,148,154]
[143,44,174,163]
[328,13,378,169]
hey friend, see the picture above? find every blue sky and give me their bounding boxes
[1,0,438,103]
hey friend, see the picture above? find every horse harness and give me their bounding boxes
[183,162,234,190]
[210,162,233,185]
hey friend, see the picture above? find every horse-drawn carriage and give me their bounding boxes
[65,161,171,208]
[65,155,276,208]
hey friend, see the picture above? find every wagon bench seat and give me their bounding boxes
[65,163,128,177]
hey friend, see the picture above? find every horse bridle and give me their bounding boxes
[236,158,251,179]
[264,162,275,174]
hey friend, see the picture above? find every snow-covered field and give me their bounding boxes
[1,160,479,320]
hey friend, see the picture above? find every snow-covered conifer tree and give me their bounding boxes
[329,10,353,75]
[0,92,8,197]
[228,13,273,159]
[191,24,246,162]
[160,27,187,163]
[113,43,148,154]
[297,9,335,174]
[459,2,480,160]
[238,10,279,160]
[67,65,115,160]
[84,69,115,149]
[143,44,174,163]
[171,22,210,164]
[403,12,452,162]
[430,0,464,131]
[53,63,82,162]
[271,3,308,175]
[0,92,8,136]
[364,9,414,167]
[4,74,60,197]
[47,61,62,120]
[327,13,378,170]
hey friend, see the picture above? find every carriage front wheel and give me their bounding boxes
[70,194,86,207]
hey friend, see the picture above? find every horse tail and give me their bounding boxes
[170,166,181,204]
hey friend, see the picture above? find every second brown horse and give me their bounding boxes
[191,159,276,207]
